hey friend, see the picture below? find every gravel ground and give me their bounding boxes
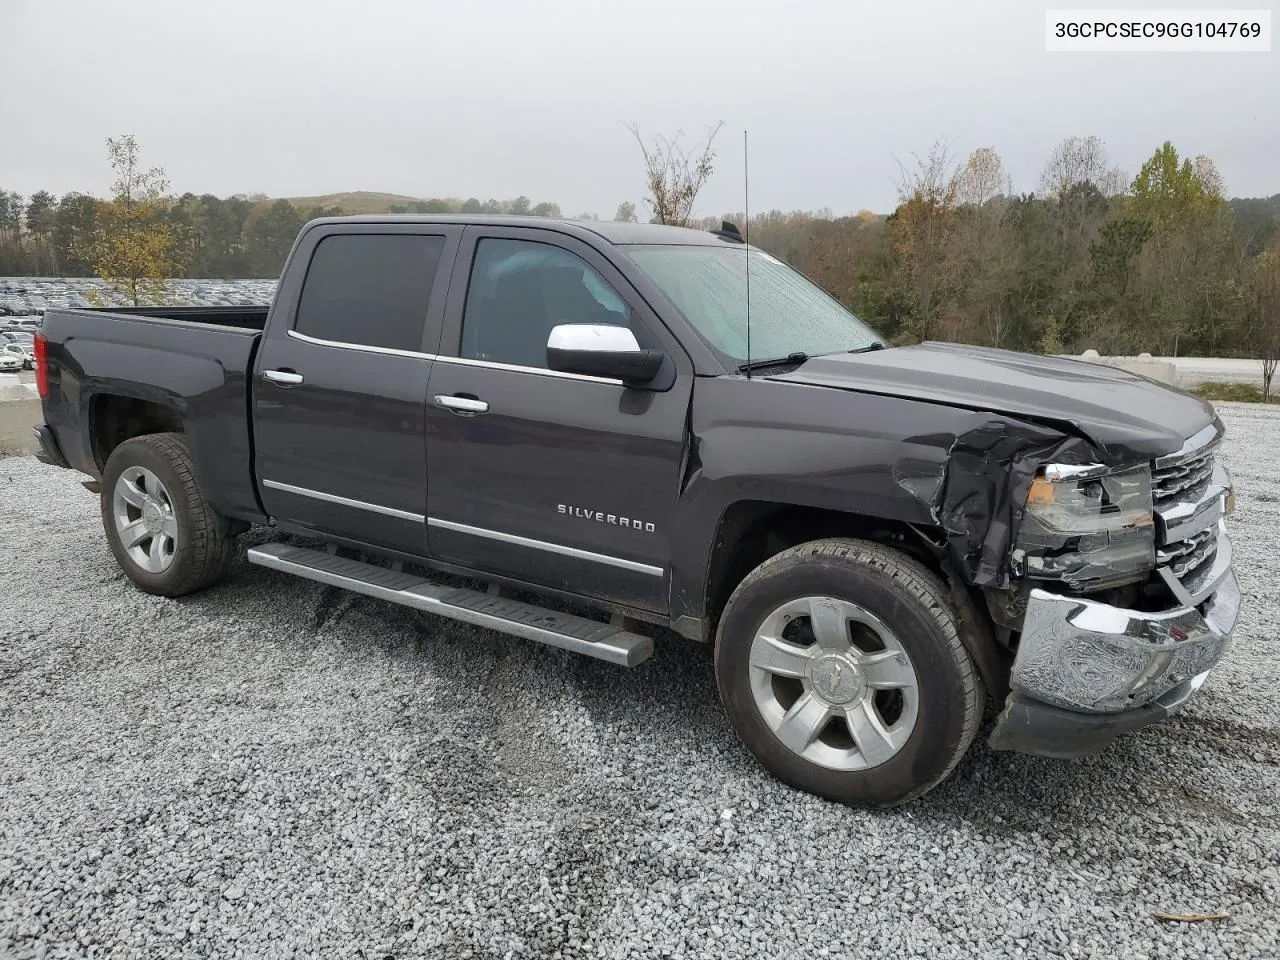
[1,403,1277,960]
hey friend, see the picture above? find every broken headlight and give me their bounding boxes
[1013,463,1155,590]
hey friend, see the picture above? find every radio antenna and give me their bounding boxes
[743,129,752,379]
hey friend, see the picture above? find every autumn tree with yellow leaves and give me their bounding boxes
[85,136,183,305]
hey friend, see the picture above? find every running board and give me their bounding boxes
[247,542,654,667]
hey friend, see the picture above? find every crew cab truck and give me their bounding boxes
[32,216,1240,807]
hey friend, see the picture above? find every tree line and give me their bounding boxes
[627,126,1277,375]
[0,138,575,286]
[1,134,1277,373]
[685,138,1278,365]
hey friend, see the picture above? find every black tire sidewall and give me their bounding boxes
[101,436,202,595]
[715,547,975,807]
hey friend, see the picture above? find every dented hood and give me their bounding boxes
[770,341,1217,462]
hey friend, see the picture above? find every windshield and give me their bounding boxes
[624,244,882,364]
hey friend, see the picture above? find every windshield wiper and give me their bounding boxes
[848,342,886,354]
[738,351,809,373]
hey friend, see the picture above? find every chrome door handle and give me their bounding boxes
[263,369,304,385]
[433,394,488,414]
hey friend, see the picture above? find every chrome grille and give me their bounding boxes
[1152,447,1216,505]
[1156,525,1217,579]
[1152,425,1229,603]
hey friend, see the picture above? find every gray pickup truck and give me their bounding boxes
[32,215,1239,806]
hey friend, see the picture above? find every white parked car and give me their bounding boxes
[0,351,23,373]
[2,342,33,369]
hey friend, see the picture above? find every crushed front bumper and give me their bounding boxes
[990,555,1240,758]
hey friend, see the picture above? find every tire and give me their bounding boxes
[100,432,236,597]
[714,538,982,808]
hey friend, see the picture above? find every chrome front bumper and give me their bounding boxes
[1009,562,1239,715]
[988,555,1238,757]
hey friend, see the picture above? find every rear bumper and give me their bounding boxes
[990,544,1239,757]
[33,423,70,469]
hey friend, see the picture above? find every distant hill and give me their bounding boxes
[280,191,425,214]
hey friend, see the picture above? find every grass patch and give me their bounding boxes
[1193,381,1280,404]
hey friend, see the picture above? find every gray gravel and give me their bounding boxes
[2,403,1278,959]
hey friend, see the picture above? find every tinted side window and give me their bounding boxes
[295,234,444,351]
[460,238,635,368]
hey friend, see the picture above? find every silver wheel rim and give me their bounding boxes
[748,596,920,771]
[112,465,178,574]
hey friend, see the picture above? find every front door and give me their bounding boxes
[253,224,459,555]
[424,226,692,613]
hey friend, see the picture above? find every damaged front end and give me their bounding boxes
[904,413,1239,759]
[985,422,1240,757]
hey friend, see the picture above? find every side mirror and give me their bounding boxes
[546,324,665,384]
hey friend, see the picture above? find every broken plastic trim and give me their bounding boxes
[892,413,1159,593]
[924,414,1096,588]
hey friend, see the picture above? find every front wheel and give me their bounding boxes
[100,432,236,597]
[715,538,983,807]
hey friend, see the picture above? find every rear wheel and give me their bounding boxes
[715,538,983,807]
[101,432,236,597]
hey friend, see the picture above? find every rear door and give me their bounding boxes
[253,222,460,555]
[423,226,693,613]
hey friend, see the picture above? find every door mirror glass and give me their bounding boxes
[546,324,665,384]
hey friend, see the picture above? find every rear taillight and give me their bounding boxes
[34,334,48,399]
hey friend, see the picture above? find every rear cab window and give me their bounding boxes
[294,234,446,352]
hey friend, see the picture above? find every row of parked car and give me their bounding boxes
[0,278,277,317]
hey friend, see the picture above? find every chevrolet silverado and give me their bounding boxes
[32,216,1239,806]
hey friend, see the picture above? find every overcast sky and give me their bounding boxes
[1,0,1276,216]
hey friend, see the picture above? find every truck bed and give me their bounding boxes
[75,305,270,330]
[38,306,266,522]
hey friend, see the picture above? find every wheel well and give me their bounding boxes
[90,394,183,470]
[703,501,945,637]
